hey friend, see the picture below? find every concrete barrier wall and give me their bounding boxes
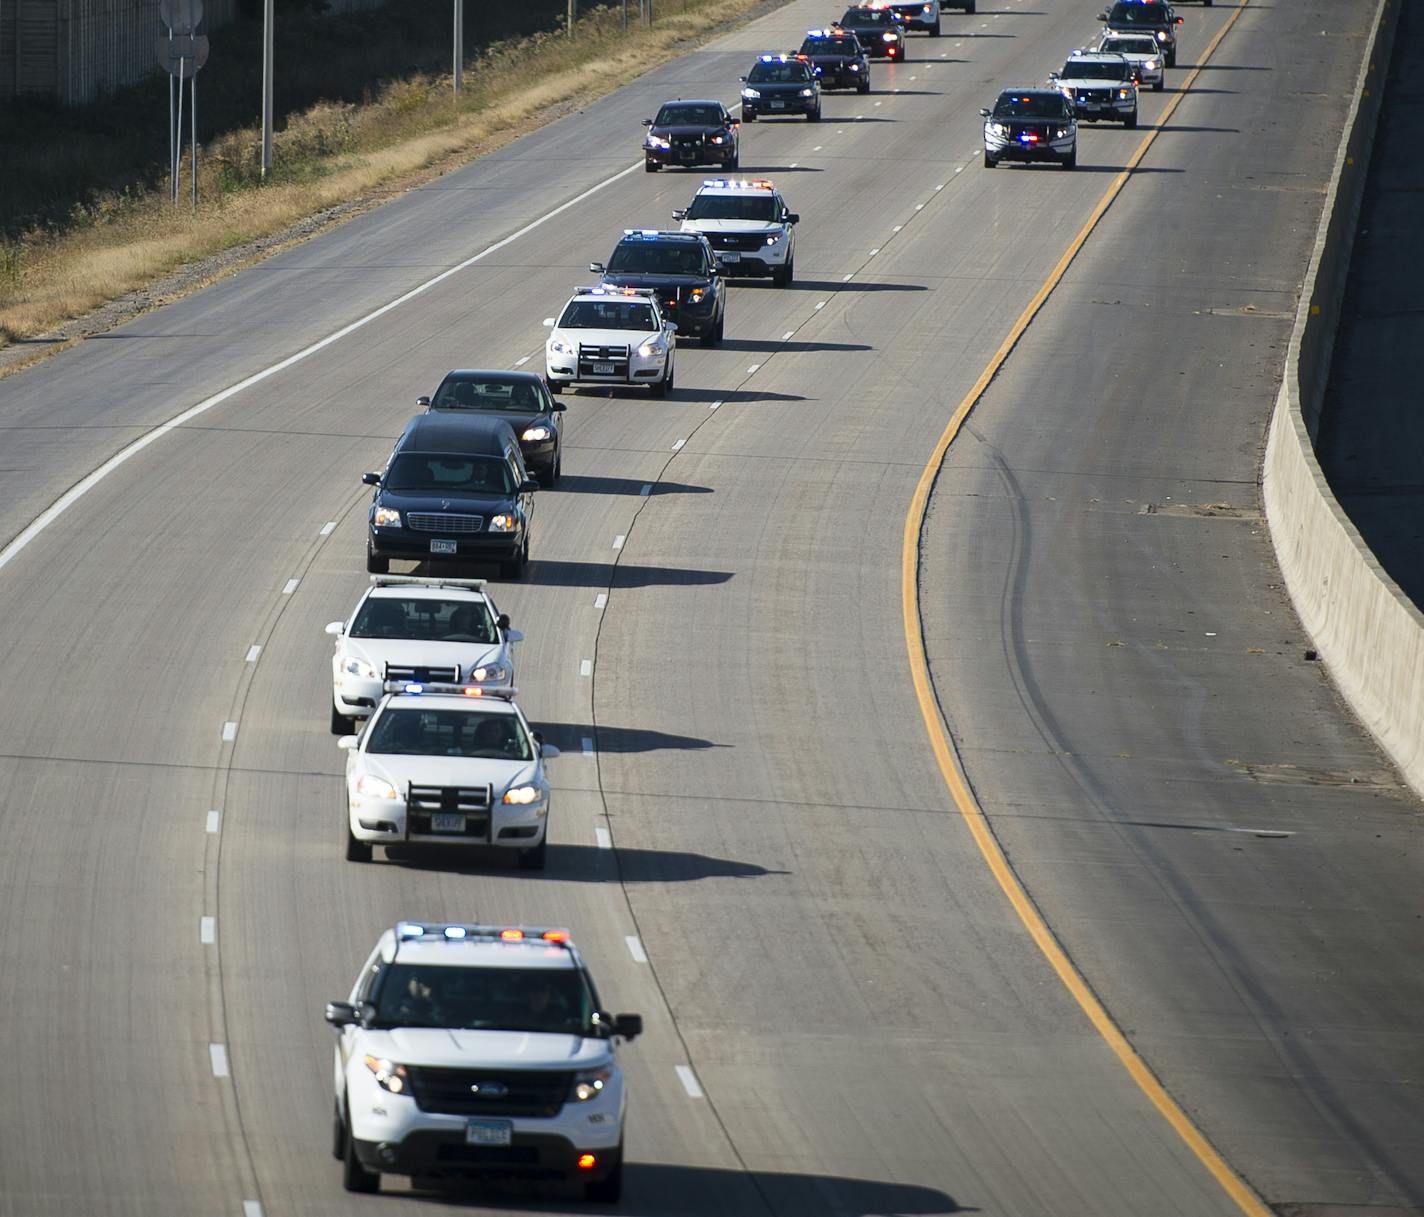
[1261,0,1424,795]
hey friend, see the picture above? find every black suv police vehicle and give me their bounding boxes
[590,230,726,345]
[797,29,871,92]
[836,7,908,60]
[1099,0,1183,66]
[740,54,822,121]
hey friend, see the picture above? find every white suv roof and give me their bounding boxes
[694,177,780,198]
[385,922,580,970]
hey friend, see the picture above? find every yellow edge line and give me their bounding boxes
[899,5,1273,1217]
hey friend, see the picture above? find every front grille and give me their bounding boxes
[577,343,629,377]
[406,1067,574,1117]
[705,232,771,253]
[407,513,483,533]
[385,663,460,683]
[1074,88,1114,103]
[407,783,493,840]
[672,137,704,157]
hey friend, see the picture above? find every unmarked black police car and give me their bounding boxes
[797,29,871,92]
[837,6,907,60]
[591,230,726,345]
[740,55,822,121]
[980,88,1077,169]
[364,414,540,580]
[1100,0,1183,67]
[419,369,565,486]
[642,98,740,172]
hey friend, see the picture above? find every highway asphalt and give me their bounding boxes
[0,0,1418,1215]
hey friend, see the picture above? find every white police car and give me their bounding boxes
[1096,31,1165,90]
[326,576,522,734]
[327,921,642,1200]
[1049,50,1139,127]
[338,684,557,867]
[673,179,800,287]
[543,285,676,397]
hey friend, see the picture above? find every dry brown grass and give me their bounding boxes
[0,0,774,348]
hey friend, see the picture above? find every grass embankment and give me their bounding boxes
[0,0,773,353]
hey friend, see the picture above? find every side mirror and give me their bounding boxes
[361,471,381,486]
[415,394,431,407]
[1047,72,1060,81]
[614,1013,643,1040]
[337,735,359,751]
[551,400,567,412]
[979,107,991,117]
[730,120,741,129]
[505,628,525,643]
[325,621,345,637]
[541,743,560,759]
[532,730,544,745]
[497,612,511,630]
[325,1001,360,1027]
[785,212,800,225]
[641,117,652,126]
[739,75,748,82]
[666,321,678,333]
[671,208,687,220]
[542,317,556,327]
[588,261,605,274]
[520,478,540,493]
[1097,10,1108,19]
[1175,15,1183,23]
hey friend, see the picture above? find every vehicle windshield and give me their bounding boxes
[384,454,515,495]
[1107,1,1170,24]
[607,242,708,276]
[992,93,1070,119]
[1063,59,1131,79]
[654,103,724,126]
[840,9,892,28]
[431,376,545,414]
[557,300,659,330]
[364,706,532,760]
[350,596,497,643]
[747,62,811,83]
[800,37,859,55]
[372,963,595,1035]
[1101,37,1156,53]
[686,194,780,221]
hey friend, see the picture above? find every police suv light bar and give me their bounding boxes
[701,178,776,190]
[369,574,486,590]
[395,921,573,945]
[574,285,658,298]
[621,229,665,239]
[382,680,519,698]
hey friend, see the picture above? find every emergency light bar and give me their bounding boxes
[395,921,573,945]
[382,681,519,698]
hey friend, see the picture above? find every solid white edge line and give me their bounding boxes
[221,721,238,742]
[625,935,648,963]
[594,593,608,610]
[243,1203,264,1217]
[281,578,299,595]
[595,827,612,849]
[206,810,220,833]
[209,1043,230,1078]
[245,645,261,663]
[0,159,644,580]
[675,1065,703,1098]
[200,916,216,945]
[580,659,593,677]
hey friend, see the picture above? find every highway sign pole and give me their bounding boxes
[191,74,198,206]
[261,0,274,177]
[168,35,177,202]
[453,0,463,95]
[568,0,574,37]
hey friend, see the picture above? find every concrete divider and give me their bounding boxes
[1260,0,1424,795]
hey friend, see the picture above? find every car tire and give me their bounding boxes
[544,453,561,487]
[807,105,821,122]
[983,149,996,168]
[645,160,659,173]
[743,110,757,122]
[965,0,975,11]
[773,256,793,287]
[1062,147,1077,170]
[1153,77,1164,91]
[1125,108,1138,128]
[342,1118,380,1193]
[1166,48,1176,67]
[547,378,563,395]
[332,1102,347,1161]
[584,1157,623,1203]
[331,704,356,736]
[345,824,373,863]
[365,545,388,575]
[857,76,870,93]
[500,537,528,580]
[704,315,723,347]
[931,20,941,35]
[517,834,548,871]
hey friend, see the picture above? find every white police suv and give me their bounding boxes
[326,576,522,734]
[674,178,800,287]
[543,286,676,397]
[338,684,556,867]
[327,921,642,1201]
[1049,50,1139,126]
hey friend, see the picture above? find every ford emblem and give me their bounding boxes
[471,1081,508,1098]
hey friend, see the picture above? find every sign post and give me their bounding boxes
[157,0,208,205]
[453,0,463,95]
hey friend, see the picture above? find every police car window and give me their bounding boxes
[1103,37,1154,52]
[1108,1,1168,22]
[607,242,707,276]
[1064,60,1130,79]
[748,62,809,83]
[800,37,856,54]
[365,707,532,760]
[432,377,543,413]
[558,300,659,330]
[686,195,779,221]
[993,94,1069,119]
[371,964,594,1035]
[655,104,723,126]
[351,596,497,643]
[841,9,888,26]
[385,454,515,495]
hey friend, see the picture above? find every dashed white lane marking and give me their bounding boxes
[245,645,261,663]
[640,483,652,496]
[842,273,853,282]
[747,363,761,374]
[596,827,612,849]
[790,162,798,168]
[955,166,964,173]
[934,183,945,191]
[282,578,299,595]
[813,144,822,151]
[594,593,608,610]
[875,100,882,106]
[513,355,531,366]
[320,521,336,536]
[869,248,880,257]
[915,203,924,210]
[206,810,220,833]
[781,330,794,341]
[612,534,625,549]
[581,736,594,756]
[244,1203,264,1217]
[910,75,917,81]
[675,1065,704,1098]
[626,935,648,963]
[893,225,903,233]
[815,301,826,310]
[941,51,948,56]
[200,916,216,945]
[222,721,238,742]
[579,659,593,677]
[672,438,685,451]
[209,1044,230,1078]
[709,399,722,410]
[836,129,845,134]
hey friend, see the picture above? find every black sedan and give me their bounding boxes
[836,7,908,60]
[643,99,740,172]
[740,55,822,121]
[797,30,871,92]
[418,369,566,486]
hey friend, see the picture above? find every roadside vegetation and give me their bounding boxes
[0,0,771,350]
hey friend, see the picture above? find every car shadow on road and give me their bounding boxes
[789,278,928,293]
[733,163,825,173]
[533,723,726,753]
[552,474,713,497]
[525,559,734,589]
[715,338,871,353]
[385,844,787,883]
[675,386,809,404]
[380,1162,972,1212]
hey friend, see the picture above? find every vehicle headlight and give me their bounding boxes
[646,136,670,149]
[342,657,379,679]
[923,2,932,10]
[765,234,778,245]
[882,32,897,42]
[548,338,571,355]
[502,784,542,805]
[569,1067,613,1101]
[372,506,401,527]
[710,135,725,144]
[363,1056,409,1095]
[637,337,665,358]
[1119,87,1131,98]
[988,122,1007,136]
[800,87,814,97]
[848,62,860,70]
[488,513,518,533]
[741,87,760,99]
[356,774,399,801]
[521,425,551,441]
[468,661,509,683]
[1155,29,1167,40]
[688,287,706,303]
[1145,58,1159,69]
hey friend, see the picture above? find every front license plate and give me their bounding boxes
[593,362,615,374]
[770,101,786,109]
[430,539,457,554]
[719,252,740,262]
[467,1119,512,1146]
[431,813,466,832]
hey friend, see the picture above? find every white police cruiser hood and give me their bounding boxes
[365,1027,614,1069]
[361,753,538,796]
[681,217,782,236]
[342,637,508,680]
